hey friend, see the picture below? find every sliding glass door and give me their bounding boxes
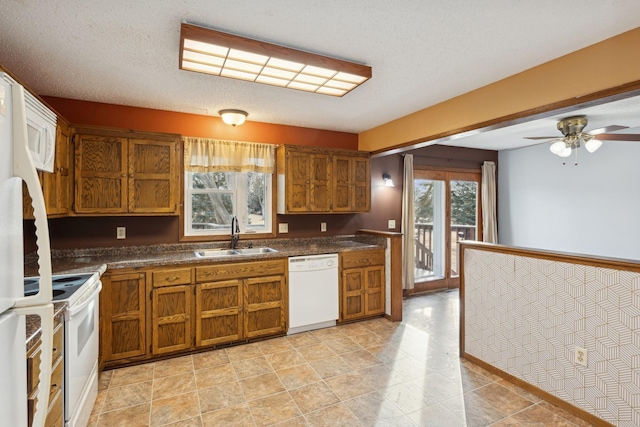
[413,169,481,289]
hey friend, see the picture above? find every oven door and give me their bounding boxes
[65,282,101,427]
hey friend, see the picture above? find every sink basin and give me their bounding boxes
[194,249,239,258]
[236,247,278,255]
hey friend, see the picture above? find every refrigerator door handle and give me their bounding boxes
[11,83,53,308]
[14,303,54,427]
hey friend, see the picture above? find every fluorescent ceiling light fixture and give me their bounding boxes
[180,23,372,97]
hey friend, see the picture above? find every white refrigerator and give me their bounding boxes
[0,72,55,427]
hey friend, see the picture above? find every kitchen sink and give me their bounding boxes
[194,247,278,257]
[235,247,278,255]
[194,249,239,258]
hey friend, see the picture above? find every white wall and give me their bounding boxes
[498,141,640,260]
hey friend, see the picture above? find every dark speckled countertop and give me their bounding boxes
[25,235,386,276]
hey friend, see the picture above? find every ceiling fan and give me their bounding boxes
[524,115,640,160]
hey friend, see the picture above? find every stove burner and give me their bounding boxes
[24,273,97,302]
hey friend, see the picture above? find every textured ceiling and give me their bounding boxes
[1,1,640,142]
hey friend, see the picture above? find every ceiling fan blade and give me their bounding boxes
[588,125,629,135]
[592,133,640,141]
[523,136,557,140]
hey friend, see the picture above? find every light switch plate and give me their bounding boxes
[388,219,396,229]
[279,223,289,233]
[321,222,327,232]
[116,226,126,239]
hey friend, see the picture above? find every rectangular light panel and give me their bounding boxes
[180,23,372,97]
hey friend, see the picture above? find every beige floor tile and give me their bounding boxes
[286,332,321,348]
[232,355,274,379]
[408,403,466,427]
[153,371,197,400]
[98,370,113,391]
[96,402,151,427]
[346,391,416,427]
[296,343,337,362]
[271,416,308,426]
[336,322,369,337]
[289,382,340,414]
[308,356,353,379]
[154,355,193,378]
[102,380,153,413]
[194,363,236,389]
[340,349,383,370]
[248,391,301,426]
[490,418,524,426]
[257,336,294,354]
[161,416,203,427]
[240,372,286,401]
[91,389,107,416]
[325,372,374,400]
[201,403,255,426]
[304,403,361,427]
[471,383,534,417]
[349,332,383,348]
[150,391,200,426]
[496,379,543,403]
[266,348,307,370]
[365,344,410,363]
[192,348,229,370]
[358,364,409,389]
[110,364,154,388]
[324,337,364,354]
[382,382,430,415]
[227,342,263,361]
[310,327,347,342]
[536,401,594,427]
[439,392,505,426]
[198,381,245,413]
[276,364,322,390]
[416,373,462,405]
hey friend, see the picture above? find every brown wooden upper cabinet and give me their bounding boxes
[276,145,370,214]
[74,128,181,215]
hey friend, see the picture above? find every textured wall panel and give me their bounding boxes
[463,248,640,426]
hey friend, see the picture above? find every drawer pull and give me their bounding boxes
[169,276,179,281]
[51,383,58,390]
[52,347,57,354]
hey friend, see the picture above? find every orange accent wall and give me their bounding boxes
[42,97,358,150]
[359,26,640,152]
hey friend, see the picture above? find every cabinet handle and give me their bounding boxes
[51,383,58,390]
[168,276,179,282]
[185,316,190,320]
[139,273,144,278]
[121,173,126,177]
[52,347,57,354]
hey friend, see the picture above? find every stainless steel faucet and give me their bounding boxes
[230,216,240,249]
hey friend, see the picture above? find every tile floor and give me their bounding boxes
[89,290,594,426]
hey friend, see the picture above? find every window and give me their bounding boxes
[184,171,272,236]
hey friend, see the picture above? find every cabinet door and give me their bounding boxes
[101,272,147,362]
[152,285,193,354]
[195,280,243,346]
[352,157,370,212]
[43,122,71,216]
[341,269,365,320]
[364,266,385,316]
[74,134,128,214]
[129,138,179,214]
[244,275,286,338]
[309,153,331,212]
[332,155,352,212]
[285,150,310,212]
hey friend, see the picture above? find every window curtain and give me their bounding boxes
[401,154,415,290]
[183,137,275,173]
[481,160,498,243]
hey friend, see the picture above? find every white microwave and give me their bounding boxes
[24,88,57,172]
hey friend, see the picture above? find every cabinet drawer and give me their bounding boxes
[52,324,63,364]
[153,268,192,287]
[27,347,42,395]
[341,250,385,269]
[196,260,286,282]
[45,389,63,427]
[49,358,64,404]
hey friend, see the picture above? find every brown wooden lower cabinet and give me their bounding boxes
[100,271,147,365]
[340,249,385,322]
[27,323,64,427]
[152,285,193,355]
[196,280,243,347]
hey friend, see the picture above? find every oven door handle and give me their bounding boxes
[67,281,102,317]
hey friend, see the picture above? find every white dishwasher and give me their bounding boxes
[288,253,339,335]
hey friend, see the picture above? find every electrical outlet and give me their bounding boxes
[278,223,288,233]
[388,219,396,229]
[575,346,587,366]
[116,227,126,239]
[321,222,327,232]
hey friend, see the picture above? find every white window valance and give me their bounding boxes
[183,137,275,174]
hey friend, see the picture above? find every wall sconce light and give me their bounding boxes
[382,173,394,187]
[219,109,248,126]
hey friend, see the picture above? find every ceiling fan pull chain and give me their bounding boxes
[574,147,579,166]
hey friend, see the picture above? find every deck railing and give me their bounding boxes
[414,223,477,274]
